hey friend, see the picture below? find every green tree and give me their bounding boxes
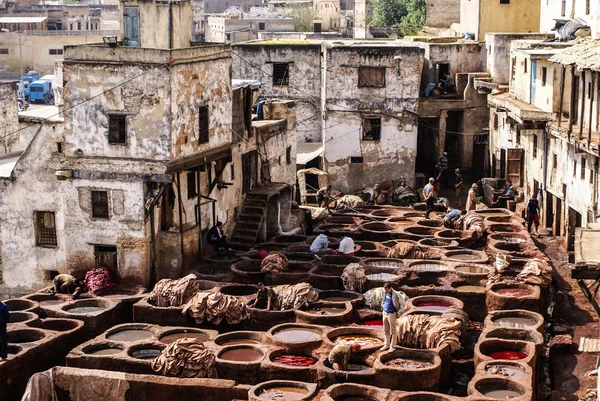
[369,0,426,36]
[285,3,315,32]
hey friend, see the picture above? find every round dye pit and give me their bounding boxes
[272,355,318,367]
[361,319,383,328]
[220,285,259,297]
[413,301,452,312]
[258,387,308,401]
[335,395,378,401]
[334,335,382,348]
[346,364,371,372]
[482,388,524,399]
[107,329,154,342]
[221,339,261,346]
[8,312,37,323]
[455,265,491,274]
[493,316,538,329]
[4,299,37,311]
[485,363,527,378]
[489,351,528,360]
[495,288,533,297]
[131,348,162,360]
[67,306,103,314]
[160,331,209,344]
[306,306,345,315]
[273,328,322,343]
[220,347,264,362]
[455,285,486,293]
[446,253,481,261]
[87,347,123,356]
[7,329,45,343]
[364,259,404,270]
[321,296,353,302]
[28,318,80,332]
[408,262,448,272]
[366,273,398,281]
[385,358,433,369]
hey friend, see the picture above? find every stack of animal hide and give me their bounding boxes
[147,274,199,307]
[387,241,429,259]
[272,283,319,310]
[517,258,552,287]
[463,213,485,238]
[363,287,385,311]
[84,267,115,294]
[341,263,367,292]
[335,195,365,209]
[396,308,467,353]
[182,291,249,325]
[261,252,289,273]
[152,338,216,378]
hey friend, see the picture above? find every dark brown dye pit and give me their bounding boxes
[385,358,433,369]
[131,349,162,360]
[336,396,378,401]
[307,306,344,315]
[448,253,480,261]
[88,348,123,356]
[321,296,353,302]
[346,363,371,371]
[160,332,208,344]
[219,347,263,362]
[273,328,322,342]
[258,387,308,401]
[107,329,154,342]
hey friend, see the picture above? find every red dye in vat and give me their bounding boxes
[489,351,528,360]
[272,355,317,367]
[496,288,532,297]
[415,301,452,311]
[361,319,383,327]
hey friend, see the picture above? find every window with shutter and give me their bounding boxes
[108,115,127,144]
[35,211,57,247]
[91,191,109,219]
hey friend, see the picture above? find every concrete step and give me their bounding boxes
[238,221,261,231]
[234,229,258,239]
[239,214,263,223]
[244,199,267,208]
[229,241,252,251]
[242,206,265,215]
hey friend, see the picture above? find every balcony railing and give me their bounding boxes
[24,29,119,37]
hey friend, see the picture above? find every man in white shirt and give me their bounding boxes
[310,230,330,254]
[338,236,355,256]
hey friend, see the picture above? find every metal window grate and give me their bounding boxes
[273,63,289,86]
[35,211,57,247]
[198,106,209,144]
[108,115,126,144]
[363,117,381,140]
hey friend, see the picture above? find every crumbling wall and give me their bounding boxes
[426,0,460,28]
[0,82,19,155]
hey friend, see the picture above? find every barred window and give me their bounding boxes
[35,211,57,247]
[92,191,109,219]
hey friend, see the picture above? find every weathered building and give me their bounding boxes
[487,38,600,249]
[0,82,19,155]
[205,15,295,44]
[425,0,460,29]
[0,0,295,296]
[457,0,541,40]
[540,0,599,39]
[233,39,425,193]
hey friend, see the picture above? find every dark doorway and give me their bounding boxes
[305,156,322,193]
[568,207,582,251]
[416,118,439,174]
[435,63,450,85]
[473,134,488,178]
[160,185,174,231]
[94,245,119,281]
[242,150,258,194]
[499,149,507,179]
[545,193,553,232]
[444,111,463,174]
[314,22,322,33]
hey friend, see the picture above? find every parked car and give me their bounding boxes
[17,81,30,101]
[29,80,54,104]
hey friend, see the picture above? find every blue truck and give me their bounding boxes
[28,80,54,104]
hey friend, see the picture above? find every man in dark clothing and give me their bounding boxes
[207,221,230,250]
[527,194,540,235]
[255,282,274,310]
[438,152,448,187]
[0,301,9,359]
[317,185,333,208]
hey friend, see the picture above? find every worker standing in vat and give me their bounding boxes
[465,183,480,211]
[526,194,541,235]
[317,185,333,208]
[380,282,406,352]
[422,178,436,219]
[338,236,356,256]
[328,342,361,371]
[0,300,9,360]
[255,282,274,310]
[454,169,464,207]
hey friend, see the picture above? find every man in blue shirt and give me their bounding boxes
[444,208,467,228]
[422,178,436,219]
[310,231,331,254]
[0,300,10,359]
[380,282,408,351]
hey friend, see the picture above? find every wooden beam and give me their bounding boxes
[558,65,566,128]
[209,159,229,193]
[569,66,576,141]
[197,166,202,261]
[176,172,184,270]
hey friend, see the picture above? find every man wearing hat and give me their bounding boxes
[466,183,480,211]
[422,177,436,219]
[454,168,464,207]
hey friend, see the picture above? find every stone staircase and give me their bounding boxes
[229,193,268,251]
